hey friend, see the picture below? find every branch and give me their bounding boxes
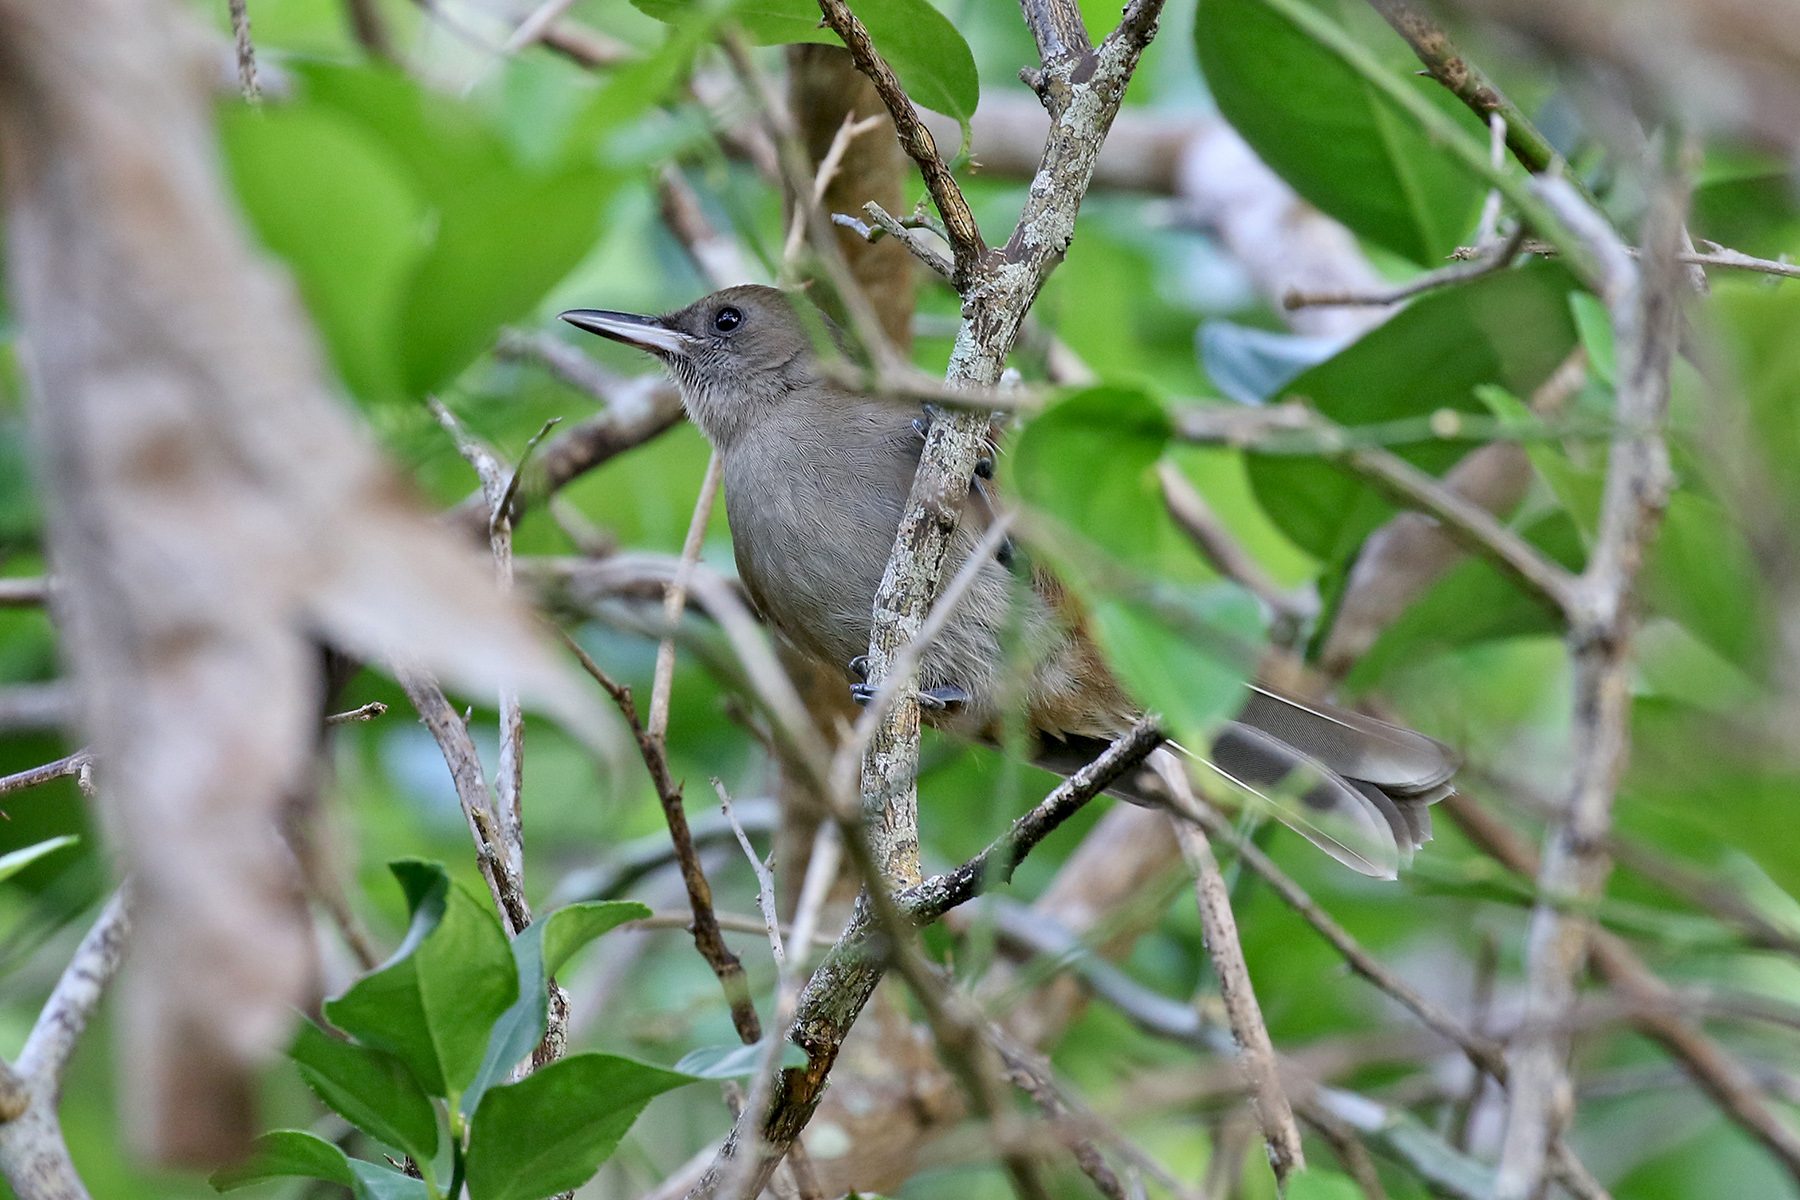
[902,721,1163,922]
[561,635,763,1045]
[812,0,986,286]
[0,578,48,607]
[1162,765,1305,1185]
[226,0,260,104]
[1447,794,1800,1186]
[1364,0,1563,176]
[1283,225,1525,309]
[1494,173,1683,1200]
[0,888,132,1200]
[396,667,532,935]
[0,751,93,799]
[834,202,956,281]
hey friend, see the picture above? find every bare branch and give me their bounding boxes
[716,779,783,967]
[901,721,1164,922]
[1447,794,1800,1186]
[20,886,131,1084]
[324,701,388,726]
[811,0,986,286]
[834,202,956,281]
[1494,172,1683,1200]
[0,578,47,607]
[562,635,763,1045]
[1365,0,1563,175]
[1162,766,1304,1185]
[1284,225,1524,309]
[226,0,259,104]
[650,453,724,742]
[0,751,93,799]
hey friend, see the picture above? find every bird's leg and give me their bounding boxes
[847,655,969,713]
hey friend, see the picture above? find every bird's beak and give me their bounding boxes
[558,309,696,358]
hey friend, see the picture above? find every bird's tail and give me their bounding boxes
[1034,684,1458,880]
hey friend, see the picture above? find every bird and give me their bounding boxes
[560,285,1457,878]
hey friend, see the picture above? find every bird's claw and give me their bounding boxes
[847,681,970,712]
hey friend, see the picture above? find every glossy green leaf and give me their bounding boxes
[289,1019,439,1163]
[1570,291,1615,384]
[211,1130,355,1191]
[674,1038,810,1079]
[324,860,518,1098]
[630,0,979,125]
[219,103,426,404]
[1090,584,1265,748]
[1246,262,1581,566]
[346,1161,435,1200]
[465,1053,696,1200]
[1196,0,1485,264]
[1011,385,1175,572]
[463,900,651,1117]
[1288,1170,1364,1200]
[0,835,77,885]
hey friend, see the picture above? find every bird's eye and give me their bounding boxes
[712,306,744,333]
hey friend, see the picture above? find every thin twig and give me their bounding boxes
[0,578,47,607]
[715,779,783,967]
[561,634,763,1045]
[901,721,1164,922]
[227,0,260,104]
[835,202,956,280]
[324,701,388,725]
[811,0,985,286]
[0,750,92,798]
[397,667,531,935]
[1283,225,1525,309]
[650,453,724,743]
[782,111,886,274]
[1169,791,1510,1080]
[1364,0,1564,176]
[1161,764,1304,1185]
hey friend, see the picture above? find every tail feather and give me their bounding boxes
[1030,687,1457,880]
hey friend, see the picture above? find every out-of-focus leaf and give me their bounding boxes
[1090,585,1265,748]
[1287,1170,1365,1200]
[464,1053,695,1200]
[630,0,979,125]
[1195,0,1485,264]
[211,1130,354,1191]
[1246,263,1581,566]
[0,835,77,885]
[1011,385,1174,572]
[1570,291,1615,384]
[219,104,426,404]
[1344,511,1582,690]
[288,1019,439,1163]
[464,900,650,1116]
[226,63,612,403]
[1197,321,1345,405]
[1646,492,1767,677]
[324,860,518,1099]
[675,1038,809,1079]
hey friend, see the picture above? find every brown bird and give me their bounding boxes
[562,285,1456,877]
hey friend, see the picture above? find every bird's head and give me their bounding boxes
[560,285,823,448]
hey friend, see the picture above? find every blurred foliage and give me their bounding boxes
[0,0,1796,1196]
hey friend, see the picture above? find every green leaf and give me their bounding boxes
[464,901,651,1117]
[1569,291,1615,384]
[0,835,78,885]
[219,102,426,404]
[324,860,518,1098]
[675,1038,810,1079]
[1246,262,1581,567]
[211,1130,354,1191]
[1196,0,1484,264]
[1288,1169,1365,1200]
[1645,491,1767,678]
[1090,585,1266,748]
[346,1161,435,1200]
[1011,385,1175,572]
[288,1019,439,1164]
[630,0,979,125]
[465,1053,696,1200]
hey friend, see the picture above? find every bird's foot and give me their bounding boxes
[847,680,970,713]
